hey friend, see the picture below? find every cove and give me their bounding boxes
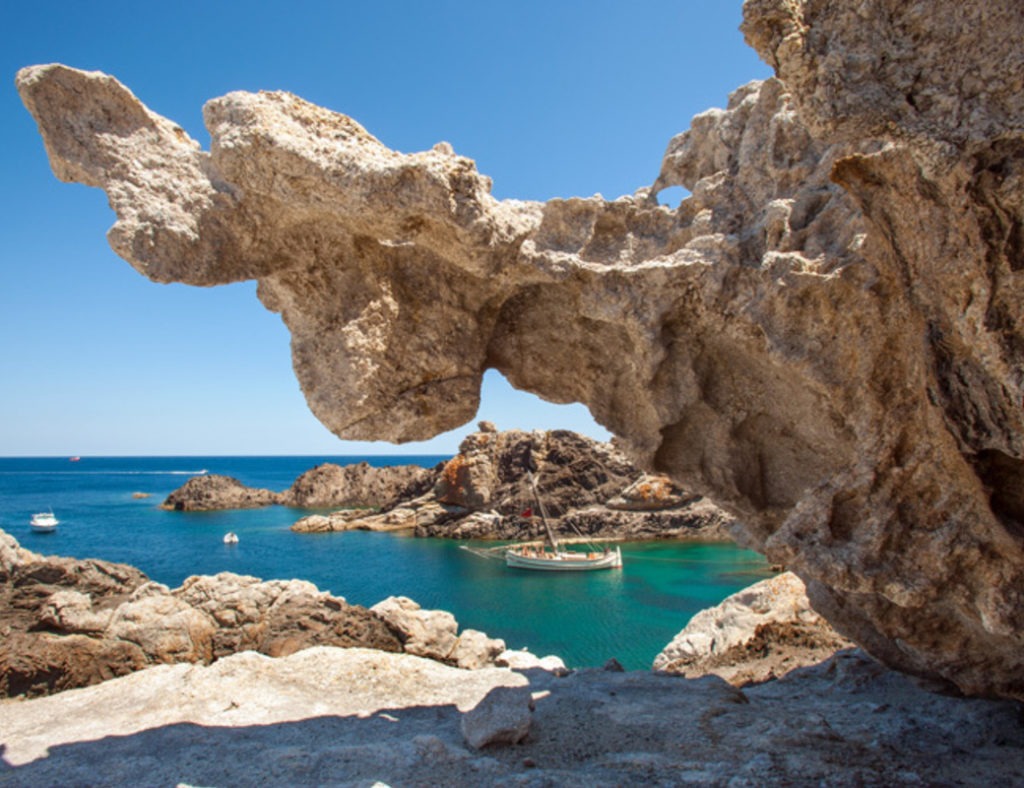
[0,456,771,669]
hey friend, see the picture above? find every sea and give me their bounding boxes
[0,455,772,670]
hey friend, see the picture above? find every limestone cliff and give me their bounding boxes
[16,0,1024,697]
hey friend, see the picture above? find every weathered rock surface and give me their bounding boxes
[16,0,1024,697]
[162,474,279,511]
[370,595,506,670]
[0,530,528,697]
[655,571,854,686]
[417,427,732,539]
[2,645,1022,786]
[434,428,634,516]
[279,461,436,508]
[290,508,378,533]
[606,474,697,511]
[162,462,436,511]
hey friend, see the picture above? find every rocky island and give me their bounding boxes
[161,424,735,542]
[162,460,435,512]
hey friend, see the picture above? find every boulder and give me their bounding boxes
[495,650,567,674]
[370,596,459,662]
[369,596,510,669]
[459,685,533,749]
[654,572,854,686]
[450,629,507,671]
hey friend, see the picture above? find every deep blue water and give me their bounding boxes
[0,456,771,669]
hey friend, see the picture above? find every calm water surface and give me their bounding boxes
[0,456,771,669]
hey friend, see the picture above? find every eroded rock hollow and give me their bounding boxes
[16,0,1024,698]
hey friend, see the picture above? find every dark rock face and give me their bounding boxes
[407,428,732,541]
[0,530,402,698]
[435,429,637,517]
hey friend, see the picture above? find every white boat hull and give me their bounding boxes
[30,513,58,531]
[505,546,622,571]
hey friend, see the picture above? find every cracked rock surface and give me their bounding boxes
[16,0,1024,697]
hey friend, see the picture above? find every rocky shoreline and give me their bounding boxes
[2,544,1022,785]
[165,425,737,544]
[3,531,1023,784]
[0,529,560,699]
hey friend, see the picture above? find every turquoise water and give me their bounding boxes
[0,456,771,669]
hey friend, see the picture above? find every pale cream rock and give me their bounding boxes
[496,649,568,674]
[654,571,853,684]
[370,595,460,661]
[449,629,507,671]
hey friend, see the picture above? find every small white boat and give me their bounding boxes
[30,511,59,532]
[223,532,239,544]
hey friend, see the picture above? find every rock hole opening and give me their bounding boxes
[471,369,612,443]
[655,185,689,209]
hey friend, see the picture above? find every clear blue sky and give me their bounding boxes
[1,2,769,456]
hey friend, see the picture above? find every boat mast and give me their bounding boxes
[527,471,560,552]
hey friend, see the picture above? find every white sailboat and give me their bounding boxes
[30,510,59,532]
[463,472,623,572]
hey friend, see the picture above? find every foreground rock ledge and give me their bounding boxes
[1,646,1022,786]
[16,0,1024,698]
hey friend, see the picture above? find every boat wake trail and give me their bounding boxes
[0,470,209,476]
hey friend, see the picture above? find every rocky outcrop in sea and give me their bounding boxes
[162,461,436,512]
[289,426,734,541]
[157,426,734,541]
[0,529,554,698]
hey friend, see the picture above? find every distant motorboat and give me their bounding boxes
[69,456,81,462]
[223,532,239,544]
[30,510,59,532]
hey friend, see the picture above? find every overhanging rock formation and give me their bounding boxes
[16,0,1024,698]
